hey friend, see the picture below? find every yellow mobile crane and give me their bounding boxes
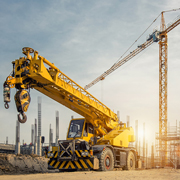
[3,47,137,171]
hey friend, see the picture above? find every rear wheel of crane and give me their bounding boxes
[125,151,135,170]
[99,148,114,171]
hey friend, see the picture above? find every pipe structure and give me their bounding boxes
[15,120,20,154]
[56,111,59,145]
[31,124,34,145]
[127,116,130,127]
[37,97,42,156]
[34,118,37,154]
[143,123,145,168]
[146,142,148,168]
[135,120,138,151]
[117,111,120,123]
[151,143,154,168]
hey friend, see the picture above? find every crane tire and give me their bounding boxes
[17,113,27,123]
[124,151,135,170]
[99,147,114,171]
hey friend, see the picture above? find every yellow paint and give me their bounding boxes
[59,161,66,169]
[86,159,93,168]
[50,160,55,166]
[74,161,82,169]
[65,161,75,169]
[54,152,58,158]
[80,159,88,169]
[75,150,81,157]
[54,161,60,168]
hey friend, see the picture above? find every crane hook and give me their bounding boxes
[4,102,9,109]
[17,112,27,123]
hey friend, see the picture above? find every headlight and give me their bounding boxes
[47,153,54,157]
[81,151,89,156]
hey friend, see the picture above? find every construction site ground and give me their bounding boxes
[1,169,180,180]
[1,153,180,180]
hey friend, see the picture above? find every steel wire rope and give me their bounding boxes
[107,42,158,78]
[113,13,161,65]
[85,13,162,90]
[113,8,180,66]
[85,8,180,90]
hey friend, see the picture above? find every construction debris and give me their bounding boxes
[0,153,49,175]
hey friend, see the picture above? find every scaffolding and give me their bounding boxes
[155,122,180,168]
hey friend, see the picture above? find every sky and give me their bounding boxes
[0,0,180,155]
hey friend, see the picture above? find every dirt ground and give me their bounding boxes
[1,169,180,180]
[1,153,180,180]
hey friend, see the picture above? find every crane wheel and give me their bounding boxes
[124,151,135,170]
[99,147,114,171]
[17,112,27,123]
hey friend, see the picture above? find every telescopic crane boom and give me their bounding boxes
[3,47,120,135]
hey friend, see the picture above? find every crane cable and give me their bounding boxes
[113,13,161,65]
[114,8,180,65]
[85,8,180,90]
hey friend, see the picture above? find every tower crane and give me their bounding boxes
[84,9,180,166]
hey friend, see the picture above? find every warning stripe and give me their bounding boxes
[86,159,93,168]
[54,151,58,158]
[65,161,75,169]
[59,161,66,169]
[49,158,94,170]
[54,161,60,168]
[48,150,94,170]
[79,159,88,169]
[50,160,56,167]
[75,150,81,157]
[58,150,91,158]
[74,161,82,169]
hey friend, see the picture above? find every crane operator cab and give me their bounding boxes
[67,119,94,142]
[48,118,98,170]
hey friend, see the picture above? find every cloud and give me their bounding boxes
[0,0,180,148]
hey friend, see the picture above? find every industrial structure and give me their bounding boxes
[2,9,180,170]
[84,9,180,166]
[155,121,180,168]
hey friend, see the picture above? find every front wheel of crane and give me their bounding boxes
[125,151,135,170]
[99,147,114,171]
[17,112,27,123]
